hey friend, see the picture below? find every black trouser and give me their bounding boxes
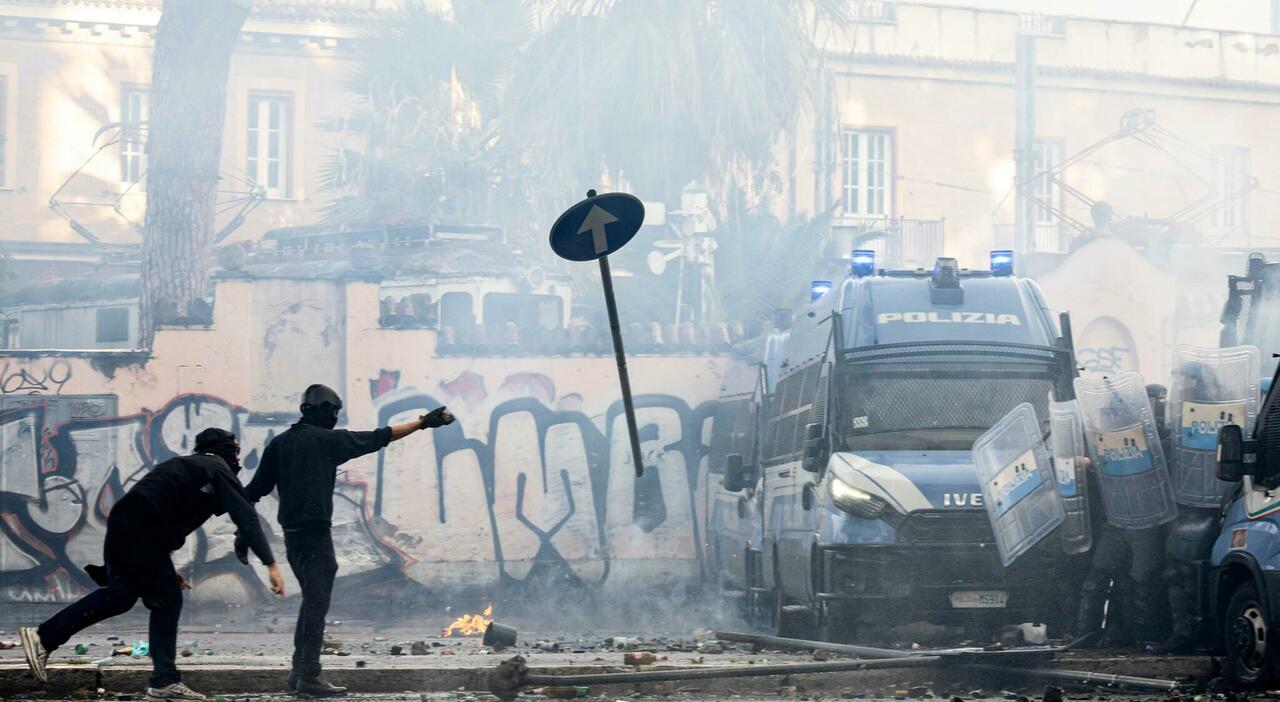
[1163,507,1219,642]
[1076,523,1166,642]
[285,527,338,679]
[37,495,182,688]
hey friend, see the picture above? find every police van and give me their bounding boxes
[710,251,1078,640]
[1208,319,1280,683]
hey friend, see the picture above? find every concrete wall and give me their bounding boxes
[0,278,730,605]
[1033,237,1232,383]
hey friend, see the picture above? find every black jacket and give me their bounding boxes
[128,453,275,565]
[244,422,391,532]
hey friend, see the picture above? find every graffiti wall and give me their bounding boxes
[0,279,730,605]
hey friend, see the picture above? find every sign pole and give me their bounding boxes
[598,254,646,478]
[548,188,648,478]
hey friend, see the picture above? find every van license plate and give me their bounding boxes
[950,591,1008,608]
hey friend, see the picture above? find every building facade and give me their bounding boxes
[785,2,1280,267]
[0,0,377,258]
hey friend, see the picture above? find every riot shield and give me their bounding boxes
[1074,372,1178,529]
[1048,399,1091,554]
[1167,345,1261,507]
[972,403,1065,566]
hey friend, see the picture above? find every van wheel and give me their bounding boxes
[1225,581,1279,687]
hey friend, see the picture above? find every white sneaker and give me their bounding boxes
[145,682,207,701]
[18,626,48,683]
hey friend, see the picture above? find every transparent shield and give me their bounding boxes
[1075,372,1178,529]
[1167,345,1261,507]
[1049,399,1091,554]
[972,402,1065,566]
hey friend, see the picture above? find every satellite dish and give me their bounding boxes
[647,250,667,276]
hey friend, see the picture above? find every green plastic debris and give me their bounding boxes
[74,643,88,655]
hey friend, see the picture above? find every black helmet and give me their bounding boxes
[194,427,238,453]
[301,384,342,411]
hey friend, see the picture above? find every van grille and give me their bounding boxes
[897,510,994,545]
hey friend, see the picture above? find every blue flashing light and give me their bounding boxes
[810,280,833,301]
[990,249,1014,277]
[851,249,876,278]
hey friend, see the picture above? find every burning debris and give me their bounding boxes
[442,604,494,637]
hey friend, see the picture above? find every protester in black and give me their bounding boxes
[243,384,453,697]
[20,428,283,702]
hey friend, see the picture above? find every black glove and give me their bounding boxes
[234,531,249,565]
[419,406,455,429]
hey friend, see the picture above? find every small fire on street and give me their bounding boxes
[441,603,493,637]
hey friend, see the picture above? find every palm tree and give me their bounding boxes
[318,0,538,231]
[503,0,848,205]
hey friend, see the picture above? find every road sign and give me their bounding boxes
[549,190,647,477]
[549,192,645,262]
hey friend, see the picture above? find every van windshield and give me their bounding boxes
[834,346,1063,452]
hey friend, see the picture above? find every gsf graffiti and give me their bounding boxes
[0,381,717,603]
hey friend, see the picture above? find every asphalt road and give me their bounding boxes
[0,607,1230,701]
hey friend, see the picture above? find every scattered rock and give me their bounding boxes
[411,641,430,656]
[390,645,404,656]
[1043,687,1064,702]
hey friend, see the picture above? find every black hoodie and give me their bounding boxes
[244,421,391,532]
[127,453,275,565]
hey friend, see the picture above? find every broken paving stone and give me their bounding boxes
[180,650,192,658]
[908,686,932,699]
[812,649,831,662]
[697,641,725,654]
[411,641,430,655]
[356,660,366,668]
[336,650,351,657]
[1043,687,1065,702]
[390,645,404,656]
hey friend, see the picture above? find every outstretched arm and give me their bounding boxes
[328,407,456,464]
[388,407,455,443]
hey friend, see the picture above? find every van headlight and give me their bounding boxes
[831,477,891,519]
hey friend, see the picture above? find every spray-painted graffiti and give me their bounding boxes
[0,372,717,604]
[1,360,73,395]
[1077,346,1132,375]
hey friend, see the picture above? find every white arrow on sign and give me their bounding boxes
[577,204,619,255]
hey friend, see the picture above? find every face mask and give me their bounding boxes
[302,405,340,430]
[204,441,242,473]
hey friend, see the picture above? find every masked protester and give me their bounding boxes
[20,428,282,702]
[243,384,454,697]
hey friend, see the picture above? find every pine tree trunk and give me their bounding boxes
[140,0,250,347]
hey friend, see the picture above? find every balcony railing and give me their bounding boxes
[831,216,945,268]
[992,221,1076,254]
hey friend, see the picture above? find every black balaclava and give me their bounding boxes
[194,427,242,473]
[300,383,342,430]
